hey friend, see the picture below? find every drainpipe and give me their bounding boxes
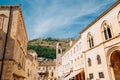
[0,6,13,80]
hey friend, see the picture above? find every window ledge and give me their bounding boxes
[83,34,120,53]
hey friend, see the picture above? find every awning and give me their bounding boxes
[64,68,84,80]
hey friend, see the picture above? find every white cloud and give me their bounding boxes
[25,0,116,39]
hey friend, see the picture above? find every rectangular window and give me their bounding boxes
[43,67,45,70]
[89,73,94,79]
[39,67,41,70]
[54,66,55,70]
[99,72,104,78]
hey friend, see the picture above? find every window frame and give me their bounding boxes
[101,21,113,41]
[89,73,94,79]
[99,72,104,78]
[58,49,61,54]
[87,33,94,48]
[88,58,92,66]
[97,55,102,64]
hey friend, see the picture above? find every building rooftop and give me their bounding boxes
[27,49,36,54]
[39,62,56,66]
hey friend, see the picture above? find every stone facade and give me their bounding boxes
[56,43,62,67]
[57,1,120,80]
[0,6,28,80]
[25,50,39,80]
[56,43,63,79]
[38,61,57,80]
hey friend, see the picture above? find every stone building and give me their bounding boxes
[57,1,120,80]
[38,61,57,80]
[57,39,85,80]
[56,42,63,80]
[56,42,62,67]
[0,6,28,80]
[25,50,39,80]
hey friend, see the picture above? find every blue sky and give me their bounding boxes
[0,0,117,40]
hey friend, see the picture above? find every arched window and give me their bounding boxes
[97,55,101,64]
[104,27,108,40]
[58,49,61,54]
[107,25,112,38]
[59,43,62,46]
[87,33,94,48]
[88,58,91,66]
[102,21,112,40]
[57,43,62,54]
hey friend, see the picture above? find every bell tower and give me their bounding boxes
[56,42,62,66]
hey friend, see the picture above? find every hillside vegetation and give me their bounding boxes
[28,37,74,59]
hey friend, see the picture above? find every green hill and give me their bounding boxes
[27,37,74,59]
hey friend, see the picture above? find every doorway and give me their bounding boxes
[110,50,120,80]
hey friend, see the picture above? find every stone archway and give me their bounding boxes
[107,46,120,80]
[110,50,120,80]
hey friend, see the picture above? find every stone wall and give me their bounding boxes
[0,6,28,80]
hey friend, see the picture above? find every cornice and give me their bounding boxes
[62,1,120,57]
[80,1,120,34]
[0,5,28,41]
[82,34,120,53]
[62,36,81,57]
